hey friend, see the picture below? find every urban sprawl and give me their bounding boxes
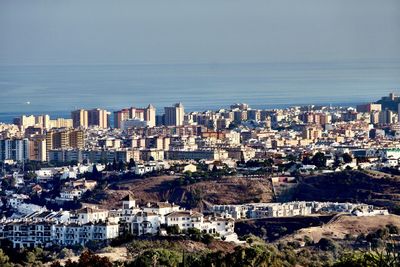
[1,93,399,249]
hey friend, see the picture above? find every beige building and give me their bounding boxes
[71,109,89,128]
[144,104,156,127]
[29,135,47,161]
[88,108,109,128]
[302,126,322,140]
[46,129,84,159]
[164,103,184,126]
[49,118,73,128]
[140,149,165,161]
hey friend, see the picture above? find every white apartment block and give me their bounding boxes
[0,195,238,248]
[212,201,389,219]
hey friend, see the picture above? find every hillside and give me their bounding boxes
[287,170,400,214]
[281,214,400,243]
[235,215,334,241]
[86,175,274,210]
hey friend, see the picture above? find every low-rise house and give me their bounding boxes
[8,194,29,208]
[70,207,109,224]
[58,188,86,202]
[35,169,54,182]
[182,163,197,173]
[165,211,204,231]
[132,211,161,236]
[133,161,165,175]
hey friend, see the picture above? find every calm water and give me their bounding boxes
[0,60,399,123]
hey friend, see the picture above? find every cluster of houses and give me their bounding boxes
[0,194,237,249]
[211,201,389,220]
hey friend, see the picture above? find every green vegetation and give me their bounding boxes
[1,231,399,267]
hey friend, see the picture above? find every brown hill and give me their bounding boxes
[288,170,400,214]
[282,214,400,243]
[88,175,274,210]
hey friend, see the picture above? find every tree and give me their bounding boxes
[386,224,399,234]
[112,158,117,171]
[128,158,136,169]
[286,154,297,162]
[92,164,100,179]
[166,225,180,235]
[212,164,218,173]
[63,250,113,267]
[0,249,12,267]
[118,160,125,171]
[58,248,75,259]
[311,152,326,168]
[334,249,400,267]
[342,153,353,164]
[318,238,339,252]
[129,249,182,267]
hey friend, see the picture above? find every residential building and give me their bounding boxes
[71,109,89,128]
[164,103,185,126]
[88,108,109,128]
[0,138,30,162]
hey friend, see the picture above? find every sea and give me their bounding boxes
[0,60,399,123]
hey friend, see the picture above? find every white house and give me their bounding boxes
[165,211,204,231]
[8,194,29,208]
[70,207,109,224]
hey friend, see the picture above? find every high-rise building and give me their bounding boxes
[35,115,50,129]
[12,114,54,129]
[247,110,260,121]
[130,108,145,120]
[13,115,37,129]
[379,109,396,124]
[49,118,73,128]
[88,109,109,128]
[71,109,89,128]
[233,110,247,123]
[29,135,47,162]
[356,103,382,113]
[46,129,84,159]
[144,104,156,127]
[114,105,156,128]
[0,139,30,162]
[164,103,184,126]
[114,109,130,128]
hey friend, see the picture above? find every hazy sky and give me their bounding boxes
[0,0,399,65]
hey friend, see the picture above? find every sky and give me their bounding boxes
[0,0,399,65]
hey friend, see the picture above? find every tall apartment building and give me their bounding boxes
[164,103,184,126]
[70,130,84,148]
[247,110,260,121]
[46,129,84,159]
[356,103,382,113]
[34,115,50,129]
[71,109,89,128]
[302,126,322,140]
[13,114,72,130]
[379,109,396,124]
[49,118,73,128]
[13,115,36,129]
[0,139,30,162]
[29,135,47,162]
[233,110,247,123]
[144,104,156,127]
[88,109,109,128]
[114,109,131,128]
[114,105,156,129]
